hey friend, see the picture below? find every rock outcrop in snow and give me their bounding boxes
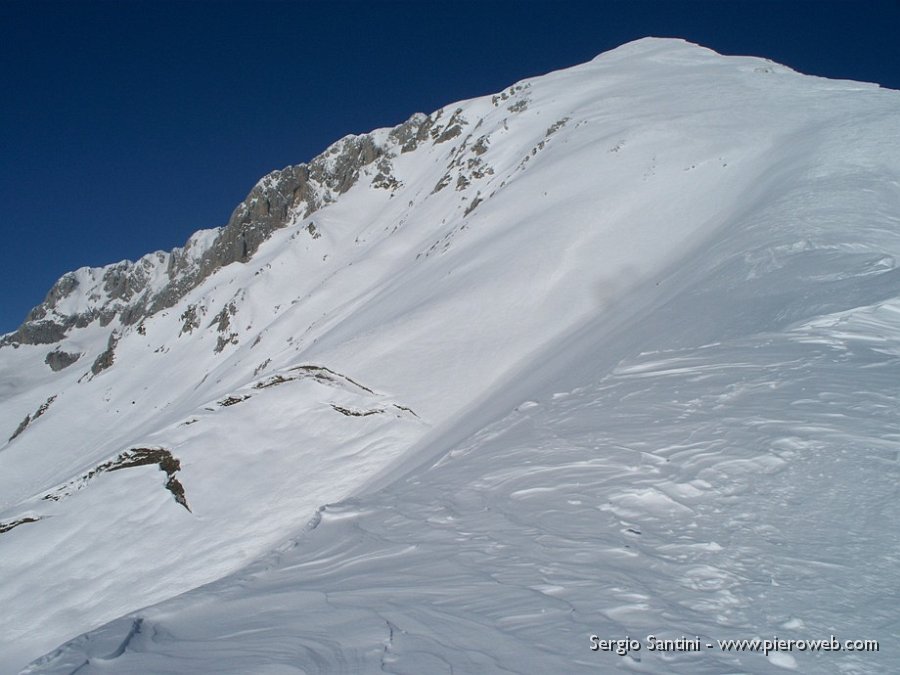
[2,107,480,348]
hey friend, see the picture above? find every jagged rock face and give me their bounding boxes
[8,395,56,442]
[197,134,382,282]
[90,332,119,376]
[219,165,314,266]
[3,100,483,348]
[27,275,78,321]
[11,320,69,345]
[44,349,81,372]
[1,117,432,347]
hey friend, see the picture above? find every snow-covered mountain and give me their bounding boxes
[2,38,899,673]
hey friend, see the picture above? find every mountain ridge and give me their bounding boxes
[8,37,848,349]
[2,38,900,673]
[2,113,438,346]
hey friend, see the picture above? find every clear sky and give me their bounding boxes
[2,0,899,334]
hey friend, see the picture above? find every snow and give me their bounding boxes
[2,38,900,673]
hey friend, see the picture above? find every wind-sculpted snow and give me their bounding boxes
[28,267,900,674]
[0,359,426,671]
[3,37,900,673]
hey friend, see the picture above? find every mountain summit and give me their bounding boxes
[3,39,899,673]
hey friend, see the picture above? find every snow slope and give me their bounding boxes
[2,38,899,673]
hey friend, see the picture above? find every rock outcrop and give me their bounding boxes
[45,349,81,372]
[2,111,455,347]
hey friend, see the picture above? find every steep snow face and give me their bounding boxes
[2,37,900,673]
[29,306,900,675]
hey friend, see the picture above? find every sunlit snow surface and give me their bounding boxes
[3,38,900,673]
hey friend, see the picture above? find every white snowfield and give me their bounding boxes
[1,38,899,673]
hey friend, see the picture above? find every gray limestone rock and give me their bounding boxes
[214,333,239,354]
[471,135,490,155]
[180,304,202,336]
[9,415,30,442]
[432,173,453,194]
[90,332,119,376]
[45,349,81,371]
[5,320,69,346]
[6,109,444,347]
[390,113,430,153]
[210,302,236,333]
[8,395,56,441]
[432,108,467,144]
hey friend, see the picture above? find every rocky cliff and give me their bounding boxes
[3,109,466,347]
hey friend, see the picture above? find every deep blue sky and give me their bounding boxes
[2,0,899,334]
